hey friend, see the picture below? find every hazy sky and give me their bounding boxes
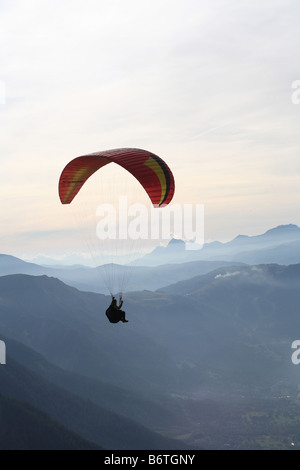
[1,0,300,261]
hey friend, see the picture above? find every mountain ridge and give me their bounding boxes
[132,223,300,265]
[0,334,186,450]
[0,392,101,450]
[1,267,300,448]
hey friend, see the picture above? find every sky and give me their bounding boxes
[1,0,300,263]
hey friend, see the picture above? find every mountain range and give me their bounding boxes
[2,224,300,449]
[2,224,300,294]
[1,259,300,448]
[0,254,243,294]
[134,223,300,265]
[0,334,182,450]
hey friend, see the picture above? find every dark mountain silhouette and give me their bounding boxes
[1,268,300,395]
[0,274,180,394]
[1,265,300,448]
[0,336,187,450]
[154,263,300,391]
[0,393,101,450]
[4,334,181,432]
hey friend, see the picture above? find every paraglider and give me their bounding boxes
[59,148,174,207]
[58,148,175,323]
[105,296,128,323]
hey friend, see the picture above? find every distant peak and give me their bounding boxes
[265,224,300,234]
[227,234,250,245]
[167,238,185,247]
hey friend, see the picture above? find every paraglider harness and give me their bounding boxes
[106,295,127,323]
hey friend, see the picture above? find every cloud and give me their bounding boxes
[214,271,241,280]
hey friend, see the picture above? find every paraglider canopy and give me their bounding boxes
[58,148,175,297]
[59,148,175,207]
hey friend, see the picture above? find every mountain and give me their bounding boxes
[2,267,300,448]
[0,393,100,450]
[0,254,46,275]
[0,253,244,293]
[1,268,300,394]
[0,267,298,398]
[155,263,300,387]
[0,335,187,450]
[230,239,300,265]
[4,334,181,433]
[158,262,300,296]
[134,224,300,266]
[0,274,180,394]
[2,224,299,294]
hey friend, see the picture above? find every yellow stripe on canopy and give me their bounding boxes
[144,156,167,205]
[62,167,93,204]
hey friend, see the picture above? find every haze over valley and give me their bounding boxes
[1,225,300,449]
